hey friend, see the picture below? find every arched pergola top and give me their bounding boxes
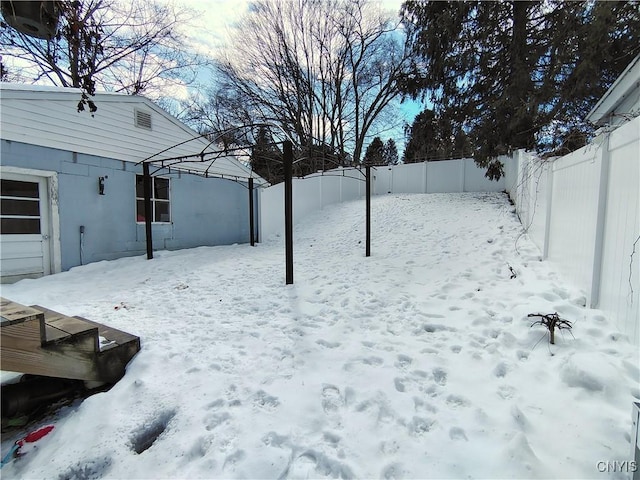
[136,136,270,187]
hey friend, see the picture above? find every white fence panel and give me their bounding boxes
[341,168,364,201]
[426,159,463,193]
[513,151,531,229]
[503,154,519,194]
[259,182,284,241]
[320,174,342,208]
[295,175,322,219]
[512,151,551,254]
[598,117,640,345]
[392,162,427,193]
[463,158,507,192]
[372,166,392,195]
[547,142,603,297]
[528,160,552,256]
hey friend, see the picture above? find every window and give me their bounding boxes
[136,176,170,223]
[0,179,41,234]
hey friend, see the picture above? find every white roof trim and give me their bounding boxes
[586,55,640,126]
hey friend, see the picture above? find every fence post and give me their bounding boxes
[366,165,371,257]
[284,141,294,285]
[423,161,428,193]
[461,158,467,192]
[249,177,255,246]
[543,160,554,259]
[590,132,611,308]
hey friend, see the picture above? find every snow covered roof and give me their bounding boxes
[0,84,267,185]
[586,54,640,127]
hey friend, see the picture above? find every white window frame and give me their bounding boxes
[135,175,171,224]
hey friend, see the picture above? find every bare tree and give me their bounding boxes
[209,0,408,169]
[0,0,204,102]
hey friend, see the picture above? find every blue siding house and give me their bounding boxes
[0,84,265,283]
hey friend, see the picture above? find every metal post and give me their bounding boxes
[366,164,371,257]
[143,162,153,260]
[284,141,294,284]
[249,177,255,246]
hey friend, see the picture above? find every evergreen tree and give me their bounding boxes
[250,127,283,184]
[383,139,399,165]
[400,1,640,179]
[363,137,386,165]
[403,109,472,163]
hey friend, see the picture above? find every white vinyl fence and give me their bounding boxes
[259,158,507,240]
[505,116,640,345]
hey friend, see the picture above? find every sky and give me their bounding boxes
[1,192,637,478]
[171,0,422,153]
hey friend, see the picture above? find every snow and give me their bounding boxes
[1,192,638,479]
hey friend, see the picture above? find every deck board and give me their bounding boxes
[0,298,44,326]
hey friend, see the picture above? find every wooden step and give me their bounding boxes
[72,315,140,353]
[33,306,99,350]
[33,306,140,383]
[0,298,44,326]
[1,298,140,383]
[73,316,140,381]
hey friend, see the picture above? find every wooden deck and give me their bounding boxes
[1,298,140,383]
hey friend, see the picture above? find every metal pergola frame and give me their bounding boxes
[137,135,374,286]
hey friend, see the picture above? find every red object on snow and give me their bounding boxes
[18,425,54,446]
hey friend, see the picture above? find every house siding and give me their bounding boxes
[1,140,252,271]
[0,87,257,182]
[0,95,210,163]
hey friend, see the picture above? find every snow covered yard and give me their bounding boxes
[1,192,638,479]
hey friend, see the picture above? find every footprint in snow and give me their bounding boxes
[252,390,280,411]
[321,385,343,414]
[432,367,447,386]
[394,354,412,370]
[283,449,355,479]
[449,426,468,441]
[407,416,436,436]
[381,462,406,479]
[394,377,406,392]
[130,409,176,454]
[204,412,231,431]
[446,394,470,408]
[493,362,509,378]
[222,450,246,471]
[57,457,113,479]
[316,339,341,349]
[497,384,516,400]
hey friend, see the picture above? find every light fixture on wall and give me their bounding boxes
[98,176,107,195]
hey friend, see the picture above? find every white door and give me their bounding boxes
[0,173,51,283]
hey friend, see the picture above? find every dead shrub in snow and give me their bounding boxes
[528,312,573,345]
